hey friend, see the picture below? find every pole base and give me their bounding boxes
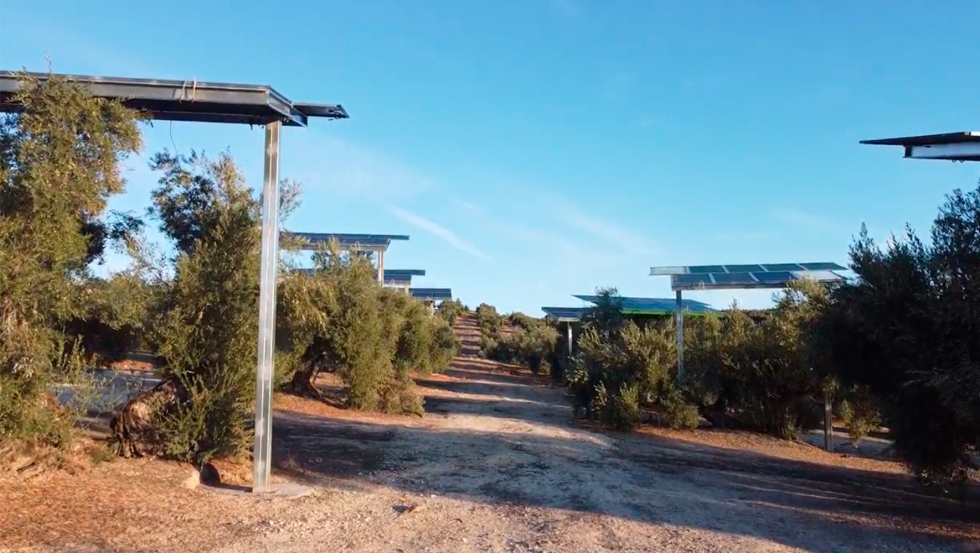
[209,482,314,499]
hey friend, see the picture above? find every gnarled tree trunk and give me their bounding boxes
[110,379,186,458]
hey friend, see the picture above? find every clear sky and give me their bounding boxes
[2,1,978,314]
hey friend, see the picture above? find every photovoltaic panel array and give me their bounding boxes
[383,274,412,285]
[409,288,453,301]
[651,262,846,275]
[383,269,426,277]
[283,232,410,250]
[573,295,717,315]
[541,307,590,322]
[0,71,349,127]
[669,270,845,291]
[649,261,848,291]
[379,269,426,286]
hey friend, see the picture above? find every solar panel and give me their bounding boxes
[671,274,713,288]
[670,270,845,290]
[753,270,796,284]
[651,261,846,276]
[383,275,412,285]
[383,269,426,277]
[688,265,727,274]
[284,232,410,250]
[541,307,588,321]
[759,263,805,272]
[724,264,765,273]
[711,272,756,285]
[572,295,717,314]
[794,270,844,282]
[798,262,847,271]
[409,288,452,301]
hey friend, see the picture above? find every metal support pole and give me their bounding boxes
[377,250,385,285]
[252,121,281,493]
[824,388,834,453]
[676,290,685,381]
[566,321,573,357]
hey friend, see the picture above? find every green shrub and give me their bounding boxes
[276,250,452,413]
[816,188,980,483]
[142,151,260,463]
[568,289,699,431]
[436,299,467,326]
[716,284,825,439]
[476,303,502,336]
[485,317,559,374]
[605,382,642,431]
[660,388,701,430]
[838,386,882,446]
[427,318,458,373]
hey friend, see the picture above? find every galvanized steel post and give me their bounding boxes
[676,290,684,381]
[566,321,573,358]
[252,120,281,493]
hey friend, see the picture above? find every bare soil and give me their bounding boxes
[2,312,978,553]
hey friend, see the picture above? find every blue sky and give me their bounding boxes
[2,1,977,314]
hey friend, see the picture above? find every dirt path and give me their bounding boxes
[229,313,979,553]
[4,312,978,552]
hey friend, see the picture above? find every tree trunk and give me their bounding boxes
[286,359,322,399]
[110,379,186,458]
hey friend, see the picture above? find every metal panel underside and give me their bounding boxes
[0,70,349,126]
[860,131,980,146]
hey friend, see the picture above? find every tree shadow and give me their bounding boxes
[269,409,979,553]
[421,395,573,426]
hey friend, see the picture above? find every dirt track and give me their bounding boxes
[3,312,978,552]
[234,313,979,553]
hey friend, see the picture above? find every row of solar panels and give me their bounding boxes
[296,267,427,285]
[542,295,718,321]
[283,232,410,250]
[670,269,845,291]
[650,262,846,276]
[650,262,849,291]
[296,267,451,301]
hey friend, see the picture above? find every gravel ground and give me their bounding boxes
[2,313,978,552]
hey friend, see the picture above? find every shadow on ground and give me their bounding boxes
[270,407,979,553]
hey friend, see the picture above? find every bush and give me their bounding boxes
[660,387,701,430]
[838,387,881,446]
[476,303,502,338]
[436,299,467,326]
[601,382,642,431]
[714,284,825,439]
[275,248,456,414]
[135,151,261,463]
[395,295,457,376]
[568,289,699,431]
[427,318,459,373]
[815,185,980,484]
[485,316,559,375]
